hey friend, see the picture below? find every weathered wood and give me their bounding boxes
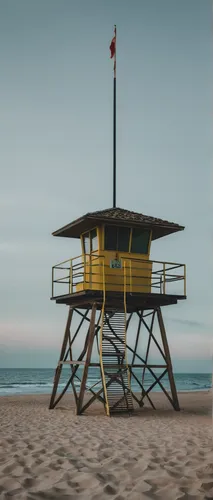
[52,310,102,409]
[157,307,180,411]
[129,369,153,409]
[49,302,180,415]
[142,310,155,384]
[89,363,167,368]
[106,326,172,403]
[80,378,114,414]
[53,290,183,310]
[59,361,86,365]
[51,323,92,408]
[142,315,166,361]
[63,309,90,362]
[120,369,130,411]
[75,308,101,329]
[68,327,78,405]
[131,311,143,371]
[76,303,97,414]
[126,312,133,330]
[49,307,73,409]
[74,372,105,405]
[140,368,176,409]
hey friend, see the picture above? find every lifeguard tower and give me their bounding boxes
[49,207,186,415]
[49,28,186,416]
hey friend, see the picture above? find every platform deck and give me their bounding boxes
[51,290,186,311]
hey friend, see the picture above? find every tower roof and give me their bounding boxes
[52,207,184,240]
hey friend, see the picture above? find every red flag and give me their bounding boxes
[110,35,116,59]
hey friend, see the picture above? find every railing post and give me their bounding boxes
[83,254,86,285]
[184,264,186,296]
[123,260,126,300]
[69,260,73,294]
[129,260,132,294]
[52,267,54,297]
[102,258,106,302]
[163,263,166,294]
[160,275,162,294]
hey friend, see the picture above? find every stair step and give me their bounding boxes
[101,309,134,415]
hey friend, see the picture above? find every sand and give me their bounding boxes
[0,391,212,500]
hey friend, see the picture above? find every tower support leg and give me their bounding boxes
[157,307,180,411]
[124,308,180,411]
[49,305,180,414]
[76,303,97,415]
[49,307,73,409]
[49,305,103,413]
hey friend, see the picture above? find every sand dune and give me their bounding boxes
[0,391,212,499]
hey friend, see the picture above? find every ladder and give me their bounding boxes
[100,309,133,415]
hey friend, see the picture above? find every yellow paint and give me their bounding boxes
[52,225,186,297]
[76,225,152,293]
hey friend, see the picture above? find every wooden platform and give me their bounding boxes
[51,290,186,311]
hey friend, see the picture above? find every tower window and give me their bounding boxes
[104,226,130,252]
[83,228,98,253]
[91,228,98,251]
[104,226,117,250]
[118,227,130,251]
[131,229,150,254]
[83,232,90,253]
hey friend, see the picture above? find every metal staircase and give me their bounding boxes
[100,309,133,415]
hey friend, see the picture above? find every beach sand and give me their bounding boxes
[0,391,212,499]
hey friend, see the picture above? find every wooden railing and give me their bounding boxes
[52,254,186,298]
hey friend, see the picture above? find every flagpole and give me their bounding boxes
[113,25,116,208]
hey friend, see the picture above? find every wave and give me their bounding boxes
[0,381,211,391]
[0,382,50,387]
[0,370,211,396]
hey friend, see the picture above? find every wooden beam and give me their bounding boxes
[49,307,73,409]
[131,311,143,370]
[75,308,101,329]
[52,310,102,409]
[142,309,155,385]
[129,369,154,409]
[89,363,167,368]
[80,378,114,414]
[76,303,97,415]
[64,309,90,361]
[140,368,176,409]
[51,322,92,408]
[105,327,172,402]
[73,372,105,406]
[157,307,180,411]
[142,315,166,362]
[68,325,78,405]
[59,361,86,365]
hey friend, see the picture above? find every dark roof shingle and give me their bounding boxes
[52,206,184,240]
[86,207,180,227]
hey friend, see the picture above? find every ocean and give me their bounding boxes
[0,368,211,396]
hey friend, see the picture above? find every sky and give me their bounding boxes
[0,0,212,371]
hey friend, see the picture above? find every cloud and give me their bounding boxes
[169,317,211,329]
[0,240,52,254]
[0,197,16,208]
[0,243,16,253]
[0,316,89,351]
[169,331,212,359]
[0,320,61,348]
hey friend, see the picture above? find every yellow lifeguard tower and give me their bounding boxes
[49,27,186,416]
[49,207,186,415]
